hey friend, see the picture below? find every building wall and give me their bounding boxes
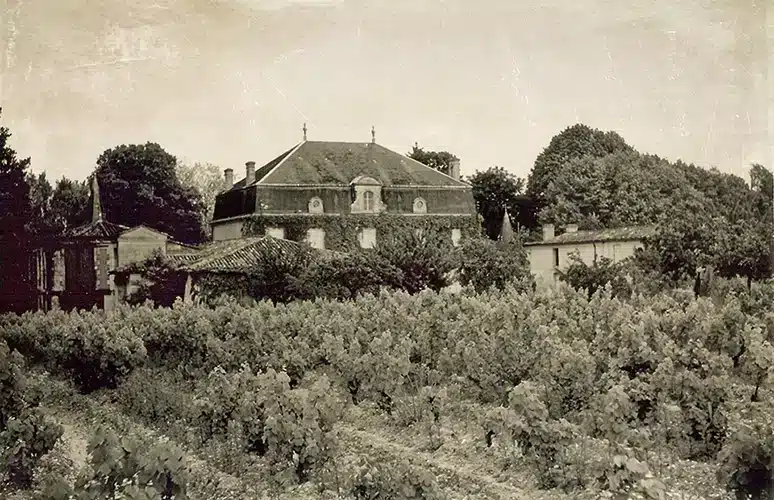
[117,227,168,266]
[212,220,244,241]
[527,239,644,285]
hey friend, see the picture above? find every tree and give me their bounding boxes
[467,166,528,239]
[175,161,227,230]
[407,143,459,176]
[456,236,533,293]
[527,124,633,218]
[0,108,34,312]
[26,172,55,237]
[50,177,90,231]
[95,143,207,245]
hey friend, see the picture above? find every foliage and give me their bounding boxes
[175,161,227,232]
[290,251,404,301]
[455,236,533,293]
[467,166,530,238]
[120,249,188,308]
[192,366,343,483]
[43,427,191,500]
[527,123,633,219]
[374,229,457,294]
[241,213,481,253]
[717,402,774,500]
[95,143,207,245]
[556,253,634,298]
[1,309,147,393]
[0,341,63,490]
[0,108,34,313]
[246,240,314,304]
[407,143,458,176]
[349,457,445,499]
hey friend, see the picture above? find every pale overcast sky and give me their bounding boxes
[0,0,770,183]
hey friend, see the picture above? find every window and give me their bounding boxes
[613,244,621,263]
[306,228,325,249]
[553,248,559,267]
[412,197,427,214]
[359,227,377,248]
[266,227,285,239]
[363,190,374,212]
[451,228,462,247]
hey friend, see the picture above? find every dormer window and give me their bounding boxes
[363,191,375,212]
[350,175,384,214]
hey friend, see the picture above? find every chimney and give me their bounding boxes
[542,224,555,241]
[449,158,460,180]
[224,168,234,189]
[245,161,256,185]
[566,224,578,233]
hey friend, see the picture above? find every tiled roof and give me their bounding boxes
[526,225,656,246]
[228,141,468,188]
[64,220,130,240]
[181,236,316,274]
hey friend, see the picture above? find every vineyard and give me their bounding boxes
[1,280,773,499]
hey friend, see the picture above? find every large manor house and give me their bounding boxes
[31,130,648,311]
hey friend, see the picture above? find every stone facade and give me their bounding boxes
[210,139,477,249]
[525,224,655,286]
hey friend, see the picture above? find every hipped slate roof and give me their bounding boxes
[229,141,468,188]
[526,225,656,246]
[64,220,130,240]
[180,236,332,274]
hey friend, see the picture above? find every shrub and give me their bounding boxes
[456,236,533,293]
[374,229,457,294]
[349,457,445,500]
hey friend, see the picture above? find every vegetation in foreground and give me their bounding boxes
[1,279,772,499]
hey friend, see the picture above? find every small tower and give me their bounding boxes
[303,123,307,141]
[497,209,514,246]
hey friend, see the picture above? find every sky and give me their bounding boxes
[0,0,770,184]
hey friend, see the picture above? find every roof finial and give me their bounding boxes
[371,125,375,144]
[303,123,307,141]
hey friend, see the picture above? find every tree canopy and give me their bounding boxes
[467,166,530,239]
[0,108,34,312]
[527,123,633,219]
[175,161,227,231]
[95,143,207,245]
[407,143,459,176]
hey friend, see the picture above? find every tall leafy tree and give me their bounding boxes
[0,108,34,312]
[467,166,529,239]
[527,123,633,218]
[407,143,459,176]
[50,177,90,231]
[175,161,227,230]
[95,143,207,245]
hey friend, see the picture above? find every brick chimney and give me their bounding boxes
[245,161,256,185]
[449,158,460,180]
[566,224,578,233]
[542,224,555,241]
[91,175,103,223]
[224,168,234,189]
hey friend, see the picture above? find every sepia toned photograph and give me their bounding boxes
[0,1,772,498]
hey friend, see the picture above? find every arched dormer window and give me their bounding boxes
[350,175,383,214]
[363,190,375,212]
[412,197,427,214]
[308,196,324,214]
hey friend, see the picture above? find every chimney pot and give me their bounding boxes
[224,168,234,189]
[566,224,578,233]
[542,224,555,241]
[449,158,461,180]
[245,161,256,185]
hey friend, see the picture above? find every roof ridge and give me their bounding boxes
[257,142,306,185]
